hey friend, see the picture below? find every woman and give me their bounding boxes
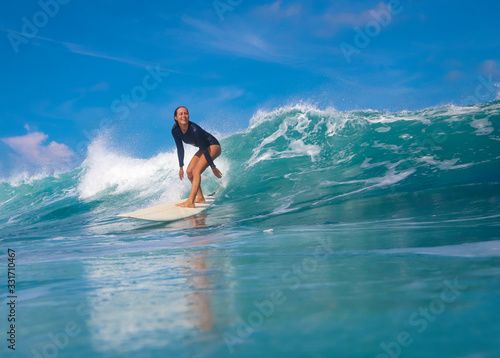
[172,106,222,208]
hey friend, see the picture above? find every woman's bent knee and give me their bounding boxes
[192,169,202,177]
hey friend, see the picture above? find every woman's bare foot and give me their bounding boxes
[175,201,195,208]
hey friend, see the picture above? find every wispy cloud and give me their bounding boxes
[446,70,464,82]
[253,1,302,19]
[2,131,73,165]
[480,60,500,76]
[1,27,176,72]
[322,2,395,36]
[62,42,175,72]
[181,15,281,62]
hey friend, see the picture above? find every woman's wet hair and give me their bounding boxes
[174,106,188,118]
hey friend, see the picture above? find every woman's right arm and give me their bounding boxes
[172,129,185,180]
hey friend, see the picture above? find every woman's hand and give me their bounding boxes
[179,167,184,180]
[212,167,222,179]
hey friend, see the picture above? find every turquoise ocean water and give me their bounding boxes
[1,101,500,357]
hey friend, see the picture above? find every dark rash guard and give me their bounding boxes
[172,121,220,169]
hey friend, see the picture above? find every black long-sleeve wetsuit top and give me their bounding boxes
[172,121,220,169]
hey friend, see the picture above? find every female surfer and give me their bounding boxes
[172,106,222,208]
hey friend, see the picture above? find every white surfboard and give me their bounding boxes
[118,197,215,222]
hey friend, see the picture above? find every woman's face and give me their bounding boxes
[175,107,189,124]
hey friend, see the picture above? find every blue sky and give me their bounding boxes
[1,0,499,175]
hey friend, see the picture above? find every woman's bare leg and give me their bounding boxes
[185,150,204,202]
[176,145,221,208]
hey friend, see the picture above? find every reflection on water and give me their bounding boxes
[166,212,209,230]
[184,245,214,333]
[82,216,218,353]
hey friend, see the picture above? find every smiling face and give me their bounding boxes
[174,106,189,125]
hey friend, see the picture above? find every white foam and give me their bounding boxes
[1,169,62,187]
[77,138,189,201]
[372,141,402,152]
[416,156,473,170]
[0,194,18,208]
[360,158,390,169]
[247,139,321,167]
[248,103,335,129]
[312,167,416,206]
[246,108,323,167]
[372,167,415,186]
[246,101,498,138]
[469,116,495,136]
